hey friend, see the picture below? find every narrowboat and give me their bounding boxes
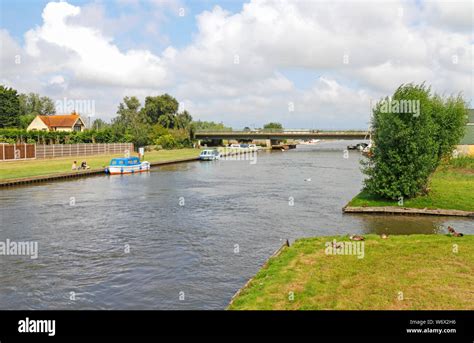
[105,157,150,175]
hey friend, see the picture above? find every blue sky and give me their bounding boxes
[0,0,472,129]
[1,0,244,49]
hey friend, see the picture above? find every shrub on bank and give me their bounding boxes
[154,134,178,149]
[362,83,467,200]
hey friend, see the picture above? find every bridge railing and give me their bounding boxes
[195,129,368,134]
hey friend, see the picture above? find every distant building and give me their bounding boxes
[457,109,474,156]
[27,114,86,132]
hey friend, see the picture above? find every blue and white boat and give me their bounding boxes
[105,157,150,175]
[199,149,220,161]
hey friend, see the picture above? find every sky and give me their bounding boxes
[0,0,472,129]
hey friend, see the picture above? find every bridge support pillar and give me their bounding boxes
[265,139,272,148]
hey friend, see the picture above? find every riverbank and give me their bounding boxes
[0,147,261,186]
[228,234,474,310]
[345,157,474,214]
[0,148,200,184]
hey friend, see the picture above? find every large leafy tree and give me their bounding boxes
[17,92,56,128]
[115,96,142,127]
[363,83,467,199]
[19,93,56,116]
[113,96,150,147]
[0,85,21,128]
[176,110,193,130]
[143,94,179,128]
[40,96,56,115]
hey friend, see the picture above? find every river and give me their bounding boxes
[0,141,472,309]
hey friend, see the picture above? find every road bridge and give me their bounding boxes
[195,130,369,141]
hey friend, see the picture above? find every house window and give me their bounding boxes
[73,124,82,132]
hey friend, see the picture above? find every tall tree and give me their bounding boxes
[113,96,150,147]
[0,85,21,128]
[143,94,179,128]
[40,96,56,115]
[176,110,193,130]
[116,96,141,121]
[18,94,28,116]
[19,93,56,115]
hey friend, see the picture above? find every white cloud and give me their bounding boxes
[167,0,471,127]
[0,0,471,128]
[421,0,473,32]
[49,75,65,85]
[24,1,170,88]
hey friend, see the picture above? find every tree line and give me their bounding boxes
[0,85,231,148]
[0,85,56,129]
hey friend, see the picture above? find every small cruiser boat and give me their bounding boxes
[347,142,368,151]
[105,157,150,175]
[199,149,220,160]
[300,139,320,145]
[248,144,259,150]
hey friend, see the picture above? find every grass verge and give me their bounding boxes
[348,157,474,212]
[0,148,200,181]
[228,234,474,310]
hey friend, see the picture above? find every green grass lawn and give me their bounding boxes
[348,157,474,212]
[0,148,200,181]
[228,234,474,310]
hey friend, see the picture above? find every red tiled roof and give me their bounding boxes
[39,114,83,128]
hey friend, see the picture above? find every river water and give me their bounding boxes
[0,141,472,309]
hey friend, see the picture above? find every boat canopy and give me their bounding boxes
[110,157,141,166]
[200,149,219,155]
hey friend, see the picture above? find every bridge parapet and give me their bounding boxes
[195,129,368,134]
[195,130,369,140]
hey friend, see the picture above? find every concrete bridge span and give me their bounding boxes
[195,130,369,141]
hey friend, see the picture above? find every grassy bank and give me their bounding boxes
[228,234,474,310]
[0,148,200,181]
[348,157,474,212]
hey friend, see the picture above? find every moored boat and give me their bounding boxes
[300,139,321,145]
[199,149,220,160]
[105,157,150,175]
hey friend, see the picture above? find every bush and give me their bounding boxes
[154,134,178,149]
[0,136,16,144]
[362,83,467,200]
[149,126,193,149]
